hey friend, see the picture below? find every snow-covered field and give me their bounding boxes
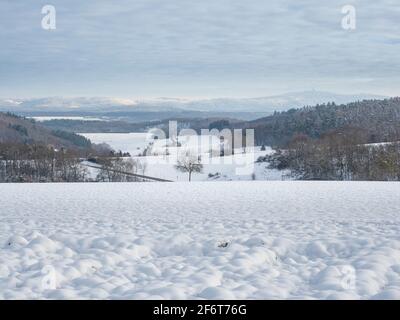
[82,133,150,157]
[82,132,287,181]
[1,182,400,299]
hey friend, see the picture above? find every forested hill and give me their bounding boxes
[247,98,400,146]
[0,112,91,149]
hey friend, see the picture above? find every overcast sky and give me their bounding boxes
[1,0,400,98]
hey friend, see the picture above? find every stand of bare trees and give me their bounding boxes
[264,128,400,181]
[0,143,150,183]
[96,158,146,182]
[0,143,88,182]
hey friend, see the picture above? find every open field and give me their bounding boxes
[81,133,287,181]
[1,182,400,299]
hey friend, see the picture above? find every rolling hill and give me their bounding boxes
[0,112,91,149]
[245,98,400,146]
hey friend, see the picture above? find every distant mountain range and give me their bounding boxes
[174,91,387,113]
[0,91,387,112]
[0,91,389,122]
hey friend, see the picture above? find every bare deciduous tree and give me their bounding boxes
[175,152,203,181]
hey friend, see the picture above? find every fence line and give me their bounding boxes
[82,163,173,182]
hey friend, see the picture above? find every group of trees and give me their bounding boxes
[0,142,149,183]
[0,143,88,182]
[249,98,400,147]
[251,98,400,181]
[264,127,400,181]
[0,112,150,183]
[96,157,147,182]
[51,130,92,148]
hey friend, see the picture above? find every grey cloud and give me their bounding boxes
[0,0,399,97]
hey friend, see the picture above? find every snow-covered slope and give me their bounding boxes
[81,133,286,181]
[1,182,400,299]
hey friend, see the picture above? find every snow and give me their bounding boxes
[81,132,287,181]
[31,116,107,122]
[133,149,286,181]
[1,181,400,299]
[83,133,150,156]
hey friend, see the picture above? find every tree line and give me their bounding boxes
[0,143,147,183]
[248,98,400,147]
[250,98,400,181]
[0,143,88,182]
[263,127,400,181]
